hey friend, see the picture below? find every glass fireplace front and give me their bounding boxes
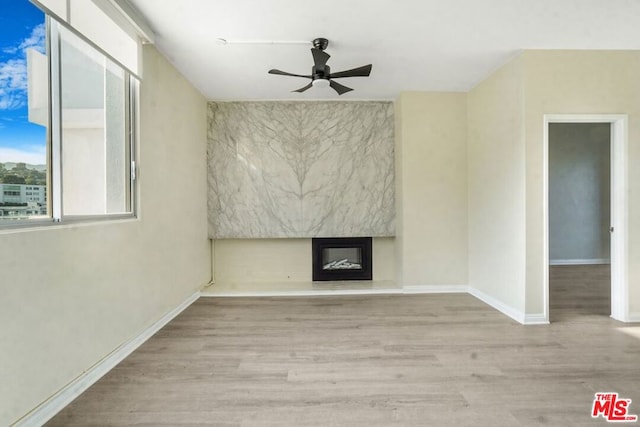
[312,237,372,281]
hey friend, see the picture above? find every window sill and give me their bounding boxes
[0,214,138,235]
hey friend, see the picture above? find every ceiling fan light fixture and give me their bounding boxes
[312,78,330,89]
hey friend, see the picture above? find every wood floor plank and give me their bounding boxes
[47,265,640,426]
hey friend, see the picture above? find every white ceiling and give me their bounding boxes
[128,0,640,100]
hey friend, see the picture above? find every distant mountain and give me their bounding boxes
[1,162,47,172]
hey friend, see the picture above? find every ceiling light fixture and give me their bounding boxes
[311,78,330,89]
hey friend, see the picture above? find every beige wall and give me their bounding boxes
[467,56,526,314]
[0,45,211,425]
[213,237,395,284]
[395,92,468,287]
[522,50,640,316]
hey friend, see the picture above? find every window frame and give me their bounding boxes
[0,11,138,230]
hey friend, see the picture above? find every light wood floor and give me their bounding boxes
[549,264,611,321]
[48,266,640,426]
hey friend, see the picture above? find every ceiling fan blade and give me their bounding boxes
[329,80,353,95]
[311,48,330,70]
[268,69,311,78]
[293,82,313,93]
[330,64,372,79]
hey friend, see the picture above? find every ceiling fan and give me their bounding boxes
[268,38,372,95]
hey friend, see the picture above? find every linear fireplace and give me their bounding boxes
[312,237,372,281]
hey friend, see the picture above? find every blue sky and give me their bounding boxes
[0,0,46,165]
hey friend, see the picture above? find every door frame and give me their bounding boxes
[543,114,629,322]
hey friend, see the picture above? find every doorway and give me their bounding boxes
[543,115,629,323]
[548,123,610,320]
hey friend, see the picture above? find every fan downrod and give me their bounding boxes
[312,38,329,51]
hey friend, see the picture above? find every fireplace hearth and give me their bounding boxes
[312,237,372,281]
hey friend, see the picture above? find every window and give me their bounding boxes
[0,0,142,226]
[0,2,48,221]
[59,25,133,216]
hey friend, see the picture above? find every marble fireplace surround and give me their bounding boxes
[207,101,395,238]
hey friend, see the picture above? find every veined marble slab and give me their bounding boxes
[208,101,395,238]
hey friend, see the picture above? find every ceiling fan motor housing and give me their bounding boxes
[312,65,330,80]
[312,37,329,51]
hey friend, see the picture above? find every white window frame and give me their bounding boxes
[0,10,139,229]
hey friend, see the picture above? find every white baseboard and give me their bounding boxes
[549,259,610,266]
[524,313,549,325]
[402,285,468,294]
[627,313,640,323]
[467,287,525,324]
[204,288,405,297]
[202,283,469,298]
[15,291,200,427]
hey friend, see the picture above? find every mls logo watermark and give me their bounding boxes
[592,393,638,422]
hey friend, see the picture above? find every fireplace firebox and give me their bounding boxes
[312,237,372,281]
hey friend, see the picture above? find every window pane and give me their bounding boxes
[0,1,49,221]
[60,26,131,216]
